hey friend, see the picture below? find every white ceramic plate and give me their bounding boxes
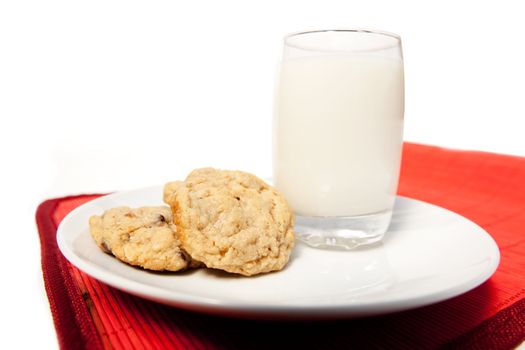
[57,186,499,319]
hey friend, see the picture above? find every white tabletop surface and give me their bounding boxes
[1,1,524,349]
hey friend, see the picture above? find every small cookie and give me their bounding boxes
[89,206,193,271]
[164,168,295,276]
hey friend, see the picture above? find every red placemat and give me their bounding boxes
[36,143,525,350]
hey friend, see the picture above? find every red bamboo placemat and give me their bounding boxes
[36,143,525,350]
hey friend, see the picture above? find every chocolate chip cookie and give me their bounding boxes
[89,206,193,271]
[163,168,295,276]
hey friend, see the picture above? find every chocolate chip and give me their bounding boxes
[101,241,111,253]
[158,214,166,223]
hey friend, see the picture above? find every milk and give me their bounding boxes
[273,55,404,217]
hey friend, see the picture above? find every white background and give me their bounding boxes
[1,1,524,348]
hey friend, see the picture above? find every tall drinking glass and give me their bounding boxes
[273,29,404,249]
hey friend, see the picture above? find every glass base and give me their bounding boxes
[295,210,393,250]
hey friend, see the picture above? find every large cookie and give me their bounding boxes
[163,168,295,276]
[89,206,193,271]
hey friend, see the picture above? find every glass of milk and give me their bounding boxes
[273,29,404,249]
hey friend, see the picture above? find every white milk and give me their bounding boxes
[273,55,404,217]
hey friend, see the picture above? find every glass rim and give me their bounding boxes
[284,28,402,53]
